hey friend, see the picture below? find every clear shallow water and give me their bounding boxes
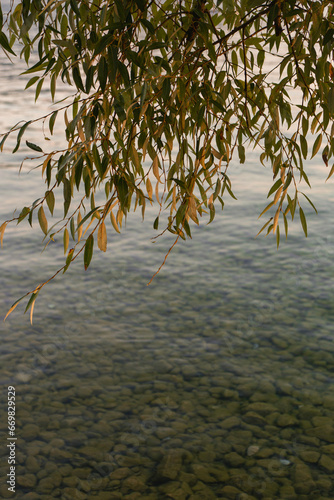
[1,35,334,500]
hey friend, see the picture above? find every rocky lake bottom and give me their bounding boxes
[1,296,334,499]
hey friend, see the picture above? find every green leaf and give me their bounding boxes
[162,78,170,104]
[13,121,32,153]
[301,192,317,214]
[98,56,108,92]
[0,31,16,56]
[140,19,155,34]
[300,135,308,160]
[287,194,297,221]
[25,76,39,90]
[327,88,334,115]
[223,179,237,200]
[114,98,126,121]
[63,248,74,274]
[26,140,43,153]
[49,111,58,135]
[92,144,103,178]
[140,81,148,110]
[238,145,245,164]
[38,206,48,235]
[0,132,9,152]
[77,207,101,230]
[283,212,288,239]
[276,224,280,249]
[72,66,85,92]
[311,134,322,158]
[153,216,159,230]
[35,78,44,101]
[84,234,94,270]
[70,217,75,240]
[18,206,30,223]
[323,29,334,46]
[299,207,307,237]
[63,178,72,217]
[45,190,55,215]
[267,179,282,198]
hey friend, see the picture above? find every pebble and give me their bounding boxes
[276,413,297,427]
[247,445,260,456]
[17,474,37,488]
[299,450,320,463]
[192,464,217,483]
[319,454,334,472]
[308,425,334,442]
[220,416,241,429]
[224,452,245,467]
[25,456,40,473]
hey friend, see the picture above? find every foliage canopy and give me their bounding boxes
[1,0,334,318]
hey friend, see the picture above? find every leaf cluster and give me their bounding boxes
[1,0,334,318]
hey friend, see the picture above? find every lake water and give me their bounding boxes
[1,21,334,500]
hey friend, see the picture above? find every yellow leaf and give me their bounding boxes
[63,228,69,254]
[131,144,140,172]
[97,221,107,252]
[326,163,334,181]
[272,209,280,234]
[30,298,36,325]
[38,206,48,235]
[142,136,149,161]
[0,222,7,248]
[188,196,199,224]
[42,153,52,176]
[273,185,283,205]
[211,147,222,159]
[117,209,123,228]
[258,200,275,219]
[146,178,153,203]
[153,156,160,181]
[110,210,121,233]
[172,186,177,212]
[4,296,25,321]
[64,109,69,128]
[155,180,160,205]
[280,167,285,183]
[77,120,86,143]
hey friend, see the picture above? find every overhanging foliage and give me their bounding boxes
[1,0,334,319]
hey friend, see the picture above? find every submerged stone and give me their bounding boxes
[276,414,297,427]
[155,449,185,481]
[220,485,242,498]
[299,450,320,463]
[308,425,334,443]
[17,473,37,488]
[192,464,217,483]
[319,454,334,472]
[220,416,241,429]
